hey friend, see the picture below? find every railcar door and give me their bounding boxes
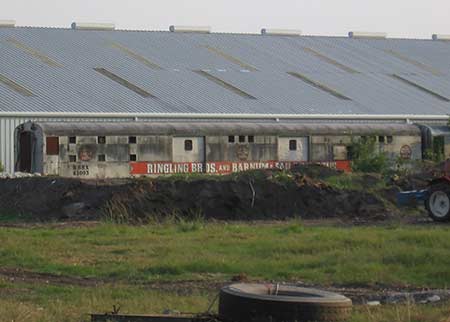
[18,132,33,172]
[278,137,309,161]
[172,137,205,163]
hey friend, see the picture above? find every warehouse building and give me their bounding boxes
[1,21,450,174]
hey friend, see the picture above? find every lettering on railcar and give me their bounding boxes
[130,161,351,175]
[72,164,90,176]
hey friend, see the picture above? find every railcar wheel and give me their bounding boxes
[219,283,352,322]
[426,185,450,222]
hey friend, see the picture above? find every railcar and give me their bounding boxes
[14,121,424,178]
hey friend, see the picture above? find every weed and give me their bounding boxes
[349,137,389,174]
[101,199,136,224]
[278,219,304,234]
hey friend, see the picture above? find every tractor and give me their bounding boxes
[398,165,450,222]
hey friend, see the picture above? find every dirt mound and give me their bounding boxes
[291,163,342,179]
[0,169,392,223]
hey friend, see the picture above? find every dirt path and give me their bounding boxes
[1,268,449,305]
[0,267,103,287]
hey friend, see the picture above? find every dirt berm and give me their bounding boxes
[0,167,393,223]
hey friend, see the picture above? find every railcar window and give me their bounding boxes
[69,155,77,162]
[248,136,255,143]
[387,136,393,144]
[379,136,385,143]
[239,136,246,143]
[46,137,59,155]
[228,136,235,143]
[129,154,137,161]
[289,140,297,151]
[69,136,76,144]
[184,140,193,151]
[98,136,106,144]
[98,154,106,162]
[129,136,137,144]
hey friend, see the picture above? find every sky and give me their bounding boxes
[2,0,450,39]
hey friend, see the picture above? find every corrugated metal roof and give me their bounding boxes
[0,27,449,117]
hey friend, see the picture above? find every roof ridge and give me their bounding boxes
[0,25,436,40]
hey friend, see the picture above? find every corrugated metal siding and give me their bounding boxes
[1,117,25,173]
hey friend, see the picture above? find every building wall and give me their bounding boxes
[1,117,29,173]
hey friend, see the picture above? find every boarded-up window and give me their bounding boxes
[98,136,106,144]
[333,145,348,161]
[184,140,193,151]
[289,140,297,151]
[46,137,59,155]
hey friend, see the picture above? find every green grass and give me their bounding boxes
[1,278,449,322]
[1,222,450,321]
[1,222,450,287]
[323,173,388,191]
[0,278,449,322]
[0,279,211,322]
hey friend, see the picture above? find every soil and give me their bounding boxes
[0,166,403,223]
[1,268,449,306]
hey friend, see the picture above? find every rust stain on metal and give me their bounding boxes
[6,38,63,67]
[391,74,450,102]
[0,73,35,96]
[203,45,258,71]
[302,47,360,74]
[194,70,256,99]
[287,71,351,100]
[384,49,442,76]
[110,42,163,70]
[94,68,155,98]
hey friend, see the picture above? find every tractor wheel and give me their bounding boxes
[425,184,450,222]
[219,283,352,322]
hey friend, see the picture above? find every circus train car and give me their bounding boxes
[14,121,424,179]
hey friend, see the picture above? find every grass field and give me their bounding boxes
[1,221,450,321]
